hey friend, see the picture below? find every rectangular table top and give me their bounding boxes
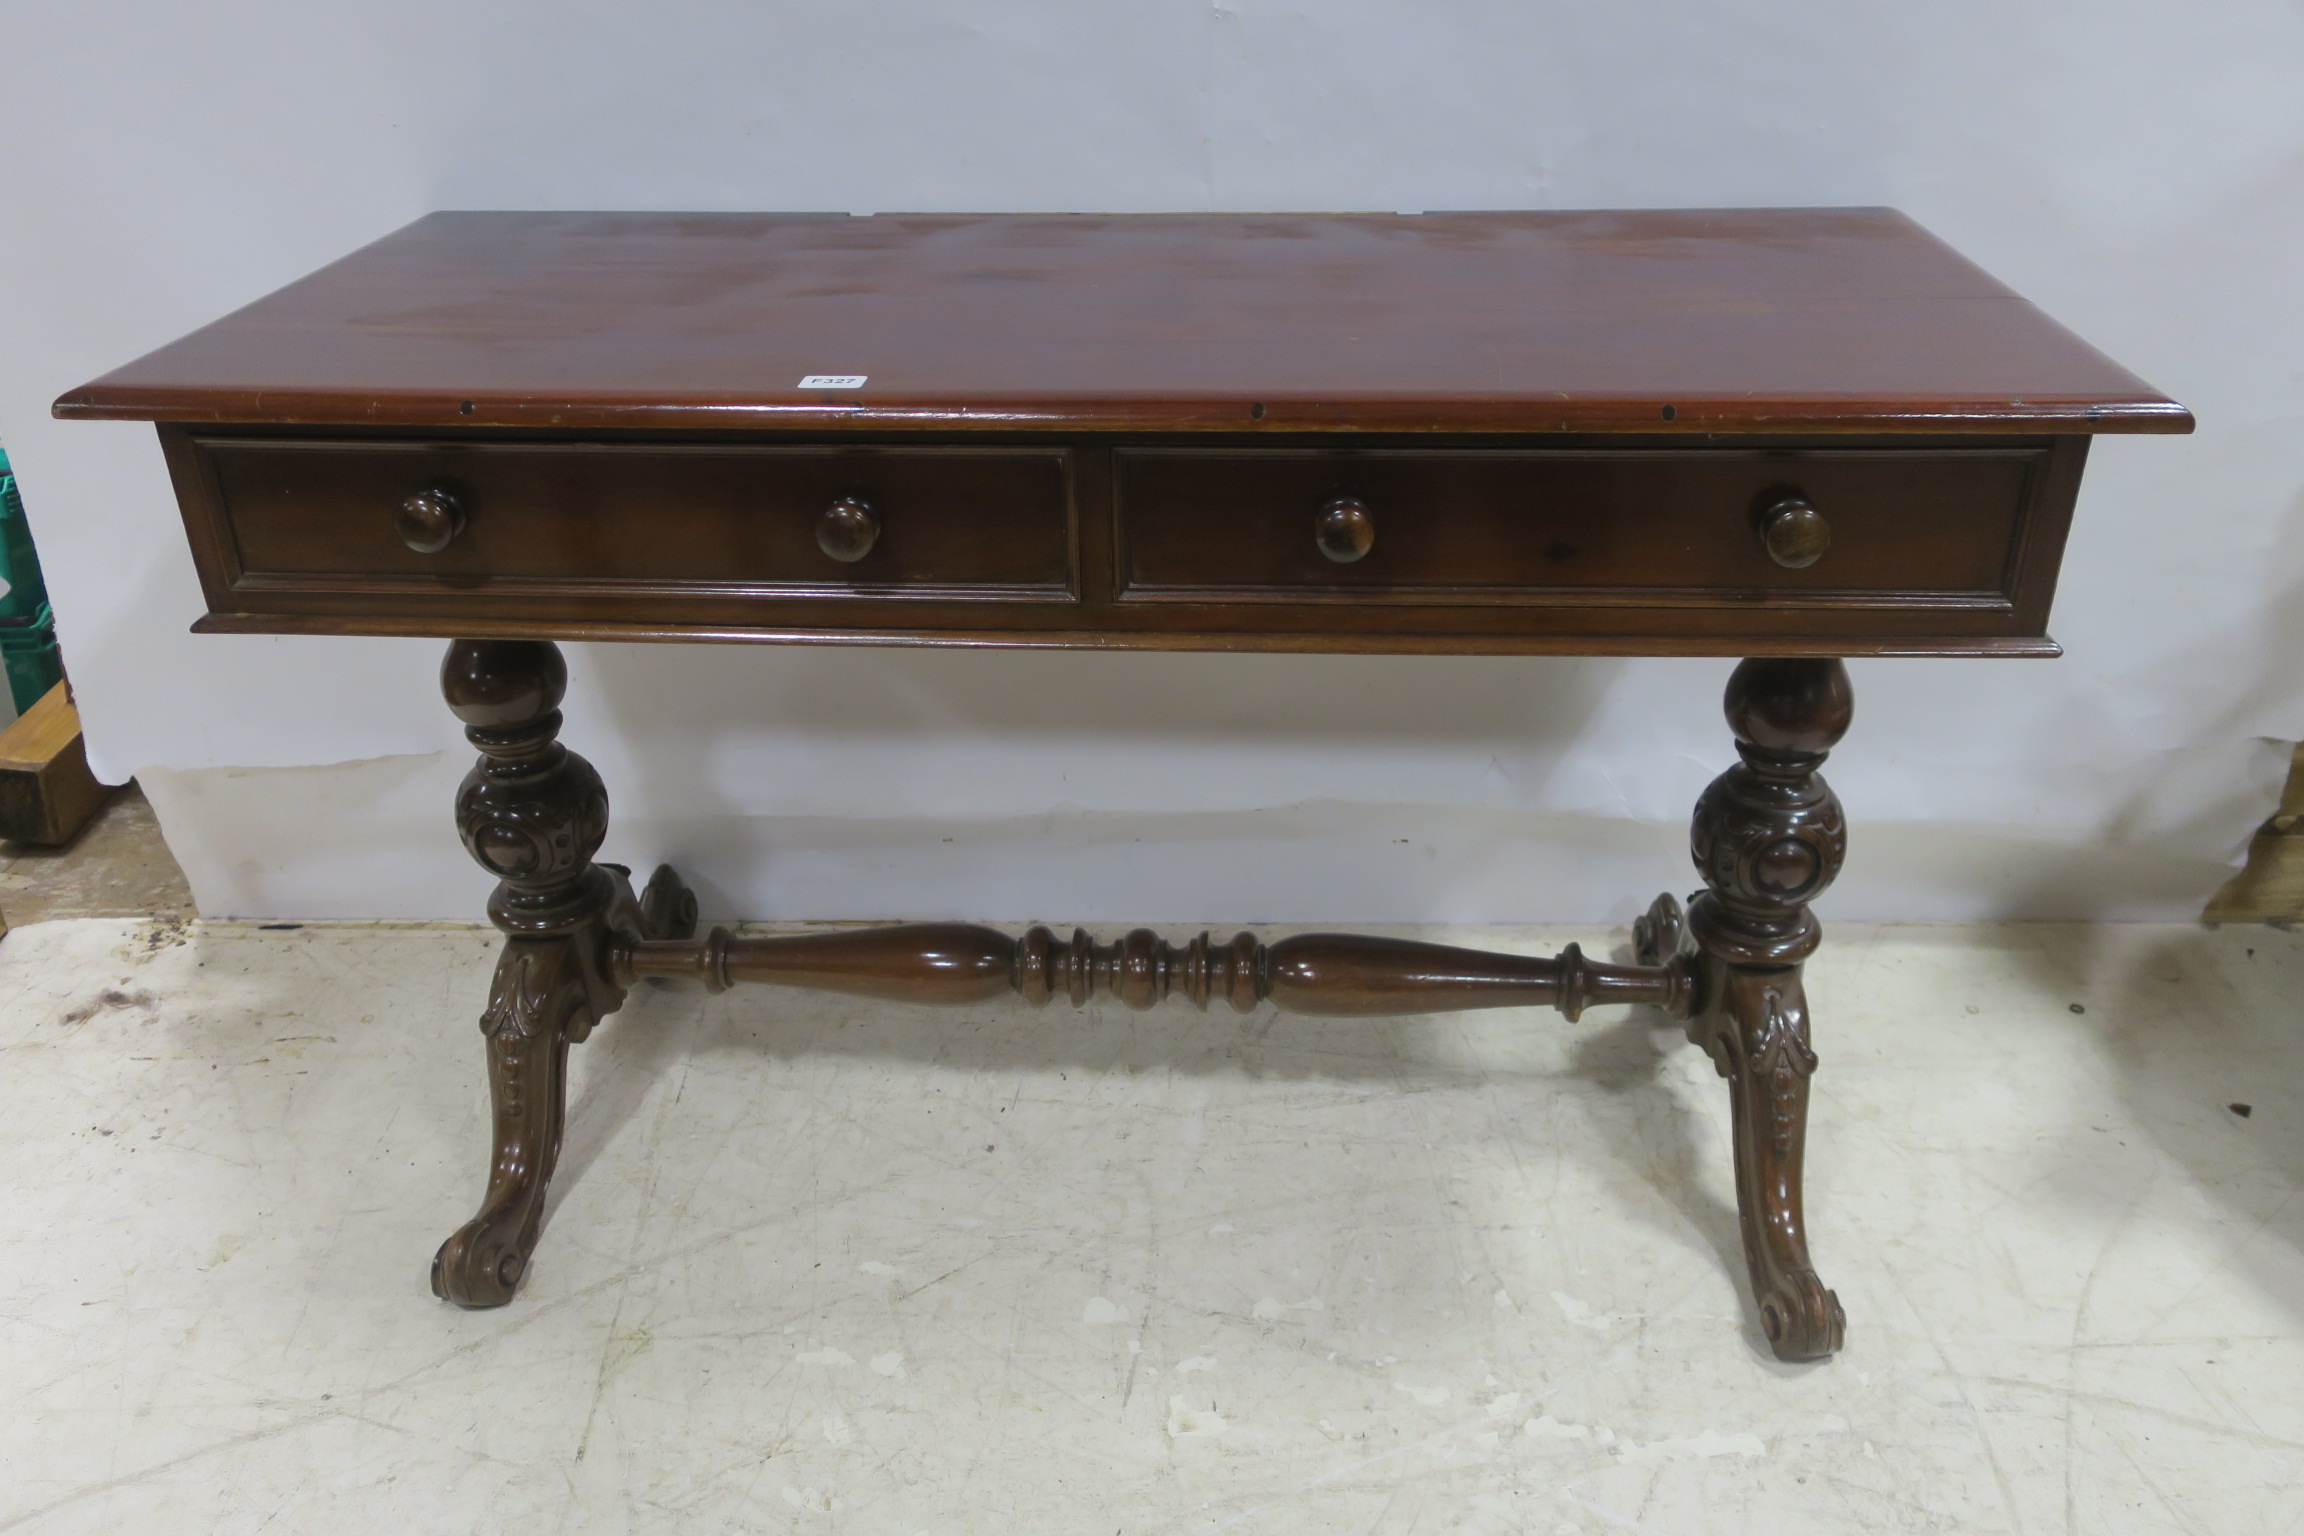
[56,208,2187,438]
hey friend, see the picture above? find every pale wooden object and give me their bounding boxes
[0,682,113,846]
[2204,744,2304,924]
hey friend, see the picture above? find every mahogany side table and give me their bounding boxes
[59,209,2188,1359]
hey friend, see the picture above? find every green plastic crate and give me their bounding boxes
[0,446,64,710]
[0,462,53,628]
[1,606,61,714]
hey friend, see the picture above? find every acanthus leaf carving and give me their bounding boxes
[480,948,551,1045]
[1750,984,1817,1156]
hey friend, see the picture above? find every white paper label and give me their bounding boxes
[799,375,867,389]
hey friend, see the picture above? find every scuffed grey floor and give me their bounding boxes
[0,784,194,925]
[1,918,2298,1533]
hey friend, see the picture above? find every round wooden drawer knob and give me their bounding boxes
[1759,497,1830,569]
[816,496,880,562]
[1315,497,1375,563]
[395,488,466,553]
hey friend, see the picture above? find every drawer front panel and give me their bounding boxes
[206,439,1077,596]
[1116,449,2041,604]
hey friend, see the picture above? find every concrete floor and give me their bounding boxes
[0,913,2298,1534]
[0,783,195,925]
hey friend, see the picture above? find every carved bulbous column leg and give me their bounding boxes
[430,640,695,1307]
[1649,658,1851,1360]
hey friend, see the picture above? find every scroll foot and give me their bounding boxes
[1759,1268,1846,1362]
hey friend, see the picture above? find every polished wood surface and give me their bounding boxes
[431,638,697,1307]
[203,436,1076,596]
[62,207,2196,1359]
[610,922,1694,1019]
[1758,498,1831,570]
[184,611,2075,658]
[159,427,2088,656]
[425,635,1843,1359]
[77,208,2181,657]
[59,209,2187,436]
[1115,444,2043,599]
[1646,655,1857,1360]
[1312,497,1377,565]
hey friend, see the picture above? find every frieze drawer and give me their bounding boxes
[1115,447,2045,607]
[199,438,1078,599]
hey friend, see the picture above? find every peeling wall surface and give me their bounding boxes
[2,2,2300,921]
